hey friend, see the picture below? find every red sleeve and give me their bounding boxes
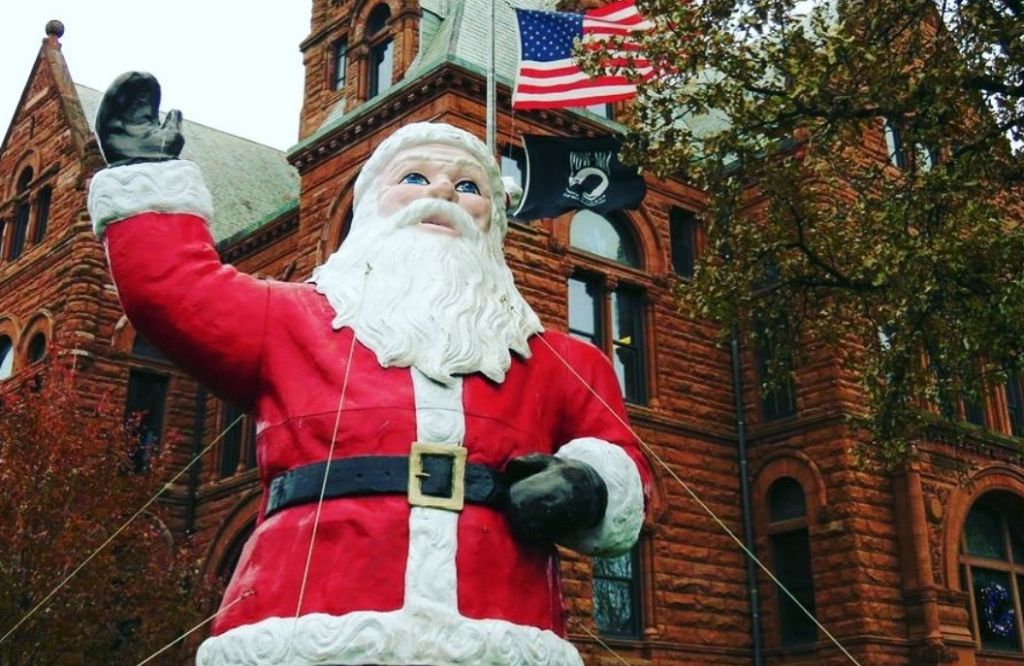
[104,212,269,410]
[552,333,653,495]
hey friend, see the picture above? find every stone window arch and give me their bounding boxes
[959,490,1024,652]
[19,312,53,366]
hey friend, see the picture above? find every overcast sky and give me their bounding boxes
[0,3,311,152]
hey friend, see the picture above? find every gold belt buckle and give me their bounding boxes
[408,441,467,512]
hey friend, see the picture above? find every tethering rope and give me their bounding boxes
[0,413,246,648]
[284,265,368,666]
[533,334,863,666]
[6,287,862,665]
[134,588,255,666]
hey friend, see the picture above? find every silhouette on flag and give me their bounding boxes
[512,134,646,220]
[513,0,653,110]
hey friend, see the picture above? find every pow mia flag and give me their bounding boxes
[512,134,646,220]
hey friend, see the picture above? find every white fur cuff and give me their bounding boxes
[555,438,644,556]
[87,160,214,238]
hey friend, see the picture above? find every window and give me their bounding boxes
[755,326,796,421]
[767,477,817,646]
[33,186,52,244]
[569,277,646,404]
[570,210,640,267]
[1006,376,1023,437]
[884,120,906,169]
[582,103,613,119]
[26,332,46,363]
[367,4,393,98]
[132,334,170,364]
[125,370,169,472]
[0,335,13,380]
[568,211,647,404]
[963,396,986,427]
[593,544,642,637]
[9,168,33,260]
[961,494,1024,652]
[217,521,256,585]
[332,38,348,91]
[220,402,258,477]
[501,146,525,189]
[669,207,698,278]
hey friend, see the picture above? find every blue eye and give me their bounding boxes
[400,172,428,185]
[455,180,481,195]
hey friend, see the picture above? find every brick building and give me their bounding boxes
[2,3,1024,665]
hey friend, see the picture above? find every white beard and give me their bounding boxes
[310,196,543,385]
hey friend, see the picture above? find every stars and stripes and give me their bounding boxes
[513,0,654,110]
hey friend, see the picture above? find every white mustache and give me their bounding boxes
[387,197,481,238]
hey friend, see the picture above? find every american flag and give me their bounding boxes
[512,0,654,110]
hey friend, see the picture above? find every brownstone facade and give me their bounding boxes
[3,4,1024,665]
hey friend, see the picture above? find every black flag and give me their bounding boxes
[512,135,646,220]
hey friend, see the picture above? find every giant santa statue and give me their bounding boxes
[88,72,651,666]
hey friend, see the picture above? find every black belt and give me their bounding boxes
[266,446,508,518]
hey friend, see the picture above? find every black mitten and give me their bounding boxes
[96,71,183,166]
[506,454,608,544]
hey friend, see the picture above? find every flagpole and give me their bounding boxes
[486,0,497,153]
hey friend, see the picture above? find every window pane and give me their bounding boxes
[1011,523,1024,565]
[501,151,524,189]
[333,39,348,90]
[33,187,51,243]
[1007,377,1023,437]
[963,397,986,427]
[370,39,394,97]
[367,3,390,35]
[670,207,697,278]
[246,416,258,470]
[966,503,1007,560]
[10,202,29,260]
[972,568,1020,651]
[220,403,244,477]
[770,529,817,646]
[884,121,905,168]
[0,335,13,379]
[125,370,169,472]
[27,333,46,363]
[768,477,807,523]
[593,548,640,637]
[568,277,600,345]
[132,334,170,363]
[611,288,644,404]
[570,210,639,267]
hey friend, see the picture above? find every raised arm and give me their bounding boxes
[88,72,269,409]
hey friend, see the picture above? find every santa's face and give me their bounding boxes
[376,143,494,234]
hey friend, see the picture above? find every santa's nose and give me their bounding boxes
[426,178,458,203]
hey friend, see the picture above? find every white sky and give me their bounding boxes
[0,3,311,152]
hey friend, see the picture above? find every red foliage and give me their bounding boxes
[0,359,216,665]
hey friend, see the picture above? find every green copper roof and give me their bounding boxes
[77,85,299,243]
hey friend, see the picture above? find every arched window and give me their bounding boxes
[767,477,817,646]
[570,210,640,267]
[10,167,33,260]
[961,493,1024,652]
[0,335,13,380]
[26,332,46,363]
[568,211,647,403]
[33,186,52,244]
[366,4,394,99]
[217,521,256,586]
